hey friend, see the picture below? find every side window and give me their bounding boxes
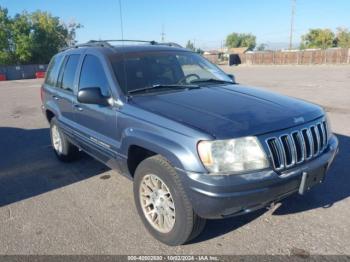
[45,55,63,86]
[60,54,80,92]
[79,55,110,96]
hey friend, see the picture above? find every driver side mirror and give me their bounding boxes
[227,74,236,83]
[77,87,110,106]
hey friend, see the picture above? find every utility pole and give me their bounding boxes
[161,24,165,42]
[289,0,296,50]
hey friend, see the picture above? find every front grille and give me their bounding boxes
[266,120,328,171]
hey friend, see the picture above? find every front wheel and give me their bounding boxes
[133,155,206,246]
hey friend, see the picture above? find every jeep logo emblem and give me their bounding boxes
[294,116,305,124]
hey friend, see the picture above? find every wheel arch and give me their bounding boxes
[43,100,61,123]
[45,109,55,122]
[122,129,204,177]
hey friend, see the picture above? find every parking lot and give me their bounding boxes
[0,65,349,255]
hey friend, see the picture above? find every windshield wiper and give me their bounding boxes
[128,84,199,95]
[190,78,233,84]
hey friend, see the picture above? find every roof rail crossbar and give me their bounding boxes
[99,39,157,44]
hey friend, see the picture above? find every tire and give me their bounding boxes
[133,155,206,246]
[50,117,79,162]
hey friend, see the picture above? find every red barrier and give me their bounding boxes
[0,74,6,81]
[35,71,45,78]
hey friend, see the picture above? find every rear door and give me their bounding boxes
[43,54,64,114]
[54,54,81,134]
[72,54,118,163]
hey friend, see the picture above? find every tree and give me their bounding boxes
[225,33,256,51]
[0,7,12,64]
[240,34,256,50]
[64,20,83,46]
[11,12,33,64]
[185,41,204,54]
[225,33,240,48]
[0,6,82,65]
[335,27,350,48]
[300,28,335,49]
[196,48,204,54]
[256,43,268,51]
[186,40,195,51]
[29,11,71,64]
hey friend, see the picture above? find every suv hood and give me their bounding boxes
[131,85,324,139]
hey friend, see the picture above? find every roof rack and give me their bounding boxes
[60,40,114,51]
[158,42,183,48]
[60,39,183,51]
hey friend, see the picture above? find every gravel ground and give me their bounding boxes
[0,65,349,255]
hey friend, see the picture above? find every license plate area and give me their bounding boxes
[298,165,327,195]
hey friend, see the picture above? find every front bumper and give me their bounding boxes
[177,135,339,219]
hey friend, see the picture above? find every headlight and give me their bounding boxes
[325,114,333,137]
[197,136,269,174]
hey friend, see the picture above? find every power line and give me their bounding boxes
[289,0,296,49]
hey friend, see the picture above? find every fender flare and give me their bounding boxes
[120,128,204,172]
[44,100,61,121]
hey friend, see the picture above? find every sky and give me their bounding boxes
[1,0,350,50]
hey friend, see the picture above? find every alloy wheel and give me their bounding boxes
[139,174,176,233]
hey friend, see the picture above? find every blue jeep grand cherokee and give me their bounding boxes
[41,40,338,245]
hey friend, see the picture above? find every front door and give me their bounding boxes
[72,54,119,165]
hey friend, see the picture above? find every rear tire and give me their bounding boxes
[50,117,79,162]
[133,155,206,246]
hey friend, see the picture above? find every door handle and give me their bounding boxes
[53,95,60,101]
[74,104,83,111]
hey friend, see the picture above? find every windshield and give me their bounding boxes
[110,51,233,94]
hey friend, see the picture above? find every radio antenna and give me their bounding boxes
[118,0,128,97]
[118,0,124,41]
[289,0,296,50]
